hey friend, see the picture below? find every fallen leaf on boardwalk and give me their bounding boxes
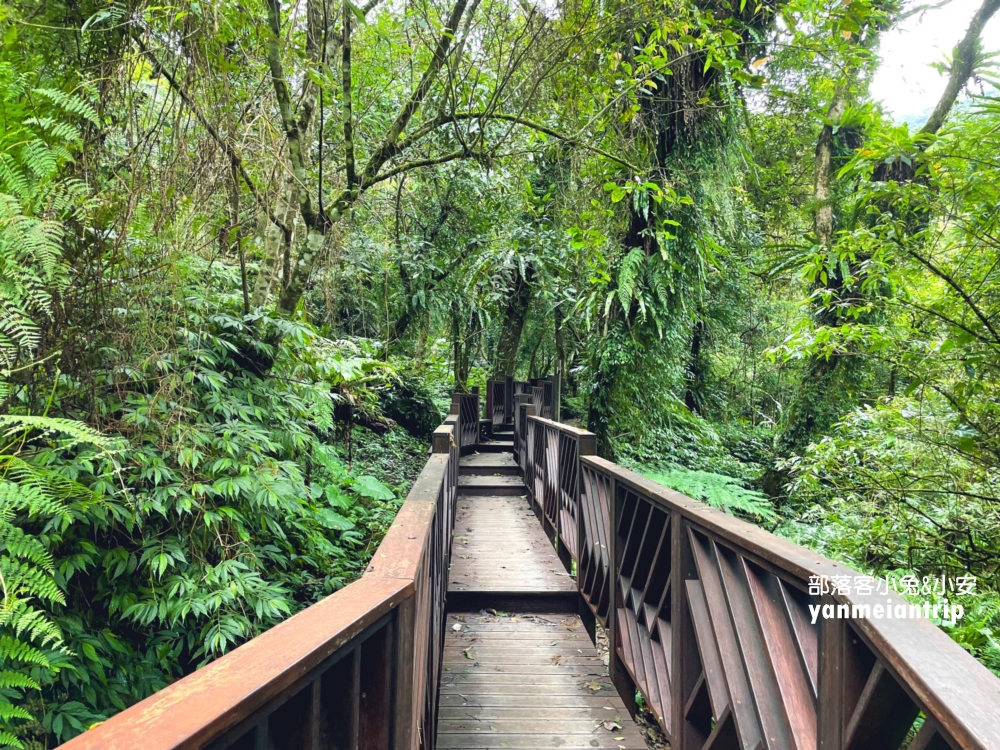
[603,721,622,731]
[550,655,563,665]
[463,648,474,659]
[501,744,510,748]
[603,706,615,710]
[614,737,625,741]
[586,680,602,692]
[452,623,462,631]
[490,726,498,733]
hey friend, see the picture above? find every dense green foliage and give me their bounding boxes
[1,0,1000,743]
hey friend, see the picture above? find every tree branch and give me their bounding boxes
[266,0,322,230]
[400,112,640,171]
[352,0,471,193]
[919,0,1000,136]
[132,33,291,239]
[362,149,479,188]
[343,0,357,191]
[907,245,1000,344]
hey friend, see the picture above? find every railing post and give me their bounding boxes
[471,387,480,446]
[576,434,596,589]
[606,473,636,718]
[391,597,416,750]
[514,394,531,469]
[504,375,514,425]
[444,413,459,456]
[485,380,495,439]
[817,604,845,750]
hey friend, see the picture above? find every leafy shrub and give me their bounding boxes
[380,371,442,439]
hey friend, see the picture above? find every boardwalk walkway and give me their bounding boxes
[438,442,646,750]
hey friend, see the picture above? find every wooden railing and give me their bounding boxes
[486,376,536,434]
[61,408,467,750]
[486,378,504,431]
[522,414,1000,750]
[59,383,1000,750]
[450,390,480,452]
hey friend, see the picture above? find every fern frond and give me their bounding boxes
[32,89,99,125]
[0,636,51,667]
[0,671,39,691]
[617,247,645,313]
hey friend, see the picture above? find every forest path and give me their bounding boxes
[438,444,646,750]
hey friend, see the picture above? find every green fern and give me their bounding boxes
[617,247,645,313]
[642,465,778,522]
[0,63,104,747]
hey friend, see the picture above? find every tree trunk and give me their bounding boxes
[452,302,481,391]
[684,318,704,414]
[494,264,533,376]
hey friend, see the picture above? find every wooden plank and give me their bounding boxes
[437,613,644,750]
[439,695,627,708]
[685,579,729,720]
[440,674,608,685]
[448,497,575,596]
[436,734,639,748]
[438,707,625,720]
[744,560,816,750]
[688,528,762,750]
[779,579,819,700]
[439,684,619,696]
[714,542,794,750]
[437,718,644,736]
[907,720,955,750]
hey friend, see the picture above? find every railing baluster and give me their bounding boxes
[321,649,361,750]
[607,472,637,718]
[359,622,393,750]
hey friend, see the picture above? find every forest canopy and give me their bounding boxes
[1,0,999,744]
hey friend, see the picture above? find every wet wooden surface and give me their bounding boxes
[438,613,646,749]
[448,495,575,594]
[461,452,520,474]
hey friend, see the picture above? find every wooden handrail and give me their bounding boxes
[566,454,1000,750]
[62,416,464,750]
[59,382,1000,750]
[522,415,596,569]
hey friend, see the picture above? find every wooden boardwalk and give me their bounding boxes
[439,445,646,750]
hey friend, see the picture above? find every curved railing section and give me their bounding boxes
[521,414,1000,750]
[61,410,466,750]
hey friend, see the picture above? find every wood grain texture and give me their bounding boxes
[448,495,575,595]
[437,613,646,750]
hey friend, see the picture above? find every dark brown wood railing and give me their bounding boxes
[486,378,505,432]
[522,414,1000,750]
[59,384,1000,750]
[450,390,480,452]
[61,407,468,750]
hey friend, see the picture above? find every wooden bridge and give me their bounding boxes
[64,379,1000,750]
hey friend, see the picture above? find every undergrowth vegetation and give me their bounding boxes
[3,0,1000,742]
